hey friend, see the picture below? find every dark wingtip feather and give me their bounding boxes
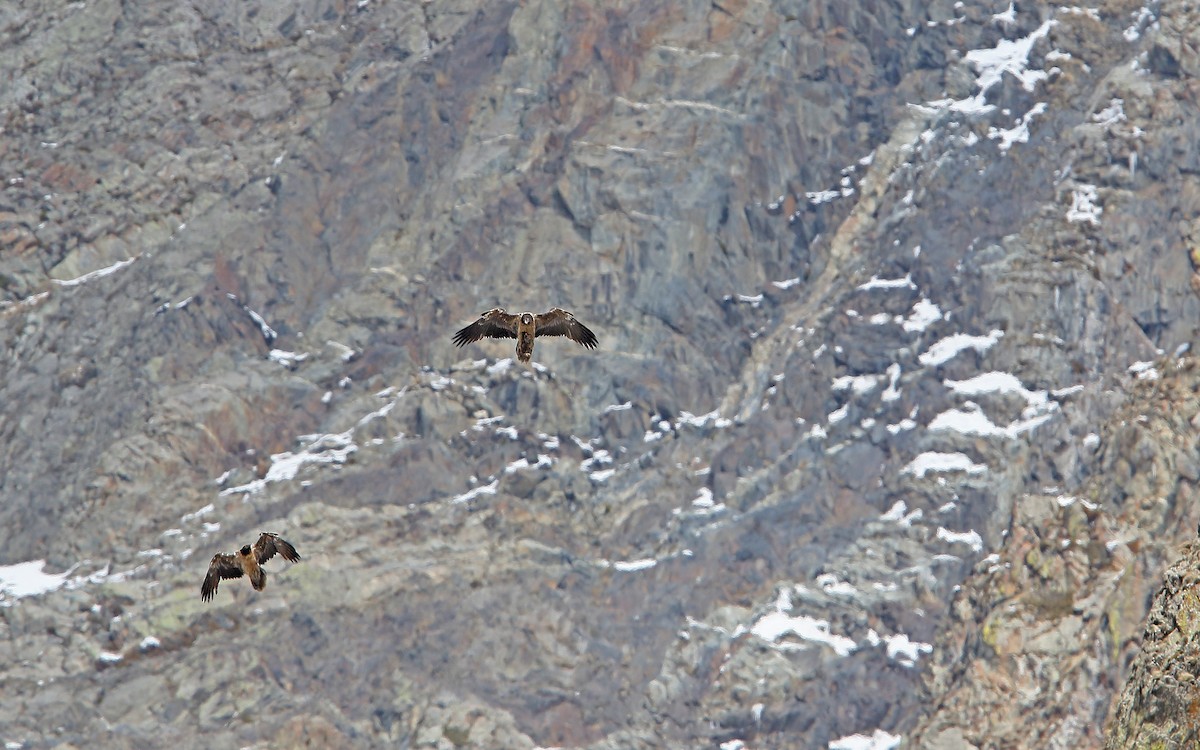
[452,326,473,347]
[577,324,598,349]
[279,539,301,563]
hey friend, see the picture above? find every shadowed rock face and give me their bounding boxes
[2,0,1200,748]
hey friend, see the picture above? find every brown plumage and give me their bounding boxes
[452,307,598,363]
[200,532,301,602]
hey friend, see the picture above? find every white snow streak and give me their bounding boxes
[944,371,1045,405]
[903,452,987,478]
[919,330,1004,366]
[451,479,499,504]
[857,274,915,291]
[928,405,1053,438]
[676,410,733,429]
[612,558,657,572]
[52,256,138,287]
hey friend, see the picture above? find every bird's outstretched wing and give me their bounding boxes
[254,532,301,565]
[201,553,243,601]
[534,308,598,349]
[452,308,519,346]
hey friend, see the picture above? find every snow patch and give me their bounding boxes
[504,455,553,473]
[612,558,657,572]
[486,358,514,376]
[923,19,1055,115]
[919,330,1004,366]
[880,501,908,523]
[52,256,138,287]
[1093,98,1127,129]
[1123,6,1156,41]
[451,479,499,504]
[0,560,72,601]
[878,631,933,666]
[1128,360,1159,381]
[832,374,880,395]
[676,410,733,429]
[222,431,357,495]
[750,589,857,656]
[227,294,278,344]
[751,611,857,656]
[880,500,923,528]
[816,574,858,598]
[936,527,984,553]
[181,503,215,523]
[1066,184,1102,225]
[829,729,902,750]
[857,274,915,291]
[928,404,1054,438]
[964,19,1055,102]
[945,371,1047,407]
[989,102,1047,152]
[269,349,309,367]
[903,452,987,478]
[881,363,903,402]
[903,298,943,332]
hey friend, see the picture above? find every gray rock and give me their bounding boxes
[3,0,1200,748]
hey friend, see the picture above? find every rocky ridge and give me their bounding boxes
[0,0,1197,748]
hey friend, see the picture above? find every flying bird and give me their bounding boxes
[200,532,301,602]
[452,307,598,363]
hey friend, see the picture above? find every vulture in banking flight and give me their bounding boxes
[200,532,301,602]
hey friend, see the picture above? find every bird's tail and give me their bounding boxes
[250,568,267,591]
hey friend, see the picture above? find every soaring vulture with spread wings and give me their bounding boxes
[452,307,598,363]
[200,532,301,602]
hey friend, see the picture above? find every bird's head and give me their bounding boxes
[520,312,533,325]
[240,544,252,556]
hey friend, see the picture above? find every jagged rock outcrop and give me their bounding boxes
[1106,522,1200,749]
[908,356,1200,749]
[2,0,1199,748]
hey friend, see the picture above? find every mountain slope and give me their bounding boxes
[1,0,1196,748]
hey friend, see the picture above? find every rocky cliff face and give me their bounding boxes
[0,0,1196,748]
[1107,520,1200,750]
